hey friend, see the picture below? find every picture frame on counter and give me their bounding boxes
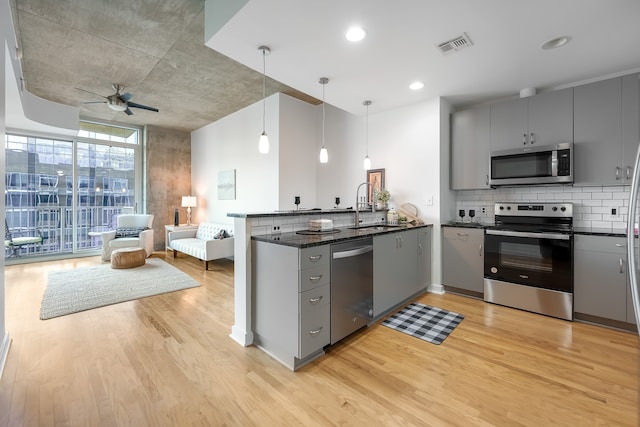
[366,168,385,205]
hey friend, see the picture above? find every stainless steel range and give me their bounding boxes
[483,202,573,320]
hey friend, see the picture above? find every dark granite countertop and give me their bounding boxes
[252,223,432,248]
[573,227,628,237]
[228,208,360,218]
[441,221,492,229]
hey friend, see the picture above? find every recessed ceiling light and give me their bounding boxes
[541,36,570,50]
[409,81,424,91]
[346,27,366,42]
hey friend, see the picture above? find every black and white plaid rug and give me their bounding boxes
[382,302,464,345]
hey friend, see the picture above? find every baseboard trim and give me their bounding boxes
[0,332,11,381]
[427,283,445,295]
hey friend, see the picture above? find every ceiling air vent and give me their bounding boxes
[436,33,473,55]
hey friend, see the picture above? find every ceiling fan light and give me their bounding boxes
[107,98,127,111]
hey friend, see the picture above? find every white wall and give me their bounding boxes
[191,92,446,286]
[278,95,317,210]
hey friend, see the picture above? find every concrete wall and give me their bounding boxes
[146,125,192,250]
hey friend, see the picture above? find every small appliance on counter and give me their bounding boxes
[308,219,333,232]
[386,209,399,225]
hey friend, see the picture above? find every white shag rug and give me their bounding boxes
[41,258,201,320]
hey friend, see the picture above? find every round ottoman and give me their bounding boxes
[111,247,146,269]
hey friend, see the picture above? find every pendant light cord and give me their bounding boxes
[365,102,369,155]
[262,49,266,132]
[322,83,326,147]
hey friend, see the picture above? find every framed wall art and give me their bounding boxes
[366,168,385,205]
[217,169,236,200]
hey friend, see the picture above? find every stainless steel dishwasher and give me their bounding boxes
[330,237,373,344]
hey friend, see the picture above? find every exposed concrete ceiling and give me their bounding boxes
[11,0,640,136]
[11,0,318,133]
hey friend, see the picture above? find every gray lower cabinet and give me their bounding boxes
[373,229,418,317]
[442,227,484,295]
[253,241,330,370]
[574,235,628,322]
[451,105,490,190]
[418,227,432,291]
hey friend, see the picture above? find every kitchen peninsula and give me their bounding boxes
[227,209,433,370]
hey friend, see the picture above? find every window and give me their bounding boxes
[5,121,142,260]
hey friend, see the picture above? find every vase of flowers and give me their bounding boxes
[375,188,390,210]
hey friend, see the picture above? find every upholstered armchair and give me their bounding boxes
[101,214,154,261]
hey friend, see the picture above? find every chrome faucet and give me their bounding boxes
[355,182,375,227]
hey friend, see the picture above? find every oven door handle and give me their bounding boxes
[486,229,571,240]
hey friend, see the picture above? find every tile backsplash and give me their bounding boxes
[455,184,630,230]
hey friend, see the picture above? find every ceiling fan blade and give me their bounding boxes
[127,102,159,112]
[83,101,107,104]
[120,92,133,102]
[74,87,106,98]
[124,108,133,116]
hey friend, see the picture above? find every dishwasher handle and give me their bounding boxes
[332,245,373,259]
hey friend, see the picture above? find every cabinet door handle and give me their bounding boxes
[615,243,626,248]
[522,133,527,145]
[479,244,483,257]
[627,166,633,180]
[616,167,622,180]
[309,326,323,336]
[485,174,489,186]
[398,236,403,248]
[620,258,624,274]
[309,274,323,282]
[309,296,323,304]
[308,255,322,262]
[530,132,535,144]
[418,243,423,255]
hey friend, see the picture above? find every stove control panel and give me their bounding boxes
[494,202,573,218]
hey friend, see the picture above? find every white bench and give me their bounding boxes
[168,223,234,270]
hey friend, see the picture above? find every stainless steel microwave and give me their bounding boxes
[490,142,573,186]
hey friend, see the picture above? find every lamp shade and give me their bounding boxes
[181,196,197,208]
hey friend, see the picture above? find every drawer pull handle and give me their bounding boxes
[309,296,323,304]
[308,255,322,262]
[620,258,624,274]
[309,275,323,282]
[309,327,323,336]
[456,232,469,237]
[615,243,625,247]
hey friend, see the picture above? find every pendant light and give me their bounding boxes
[319,77,329,163]
[363,100,372,170]
[258,46,270,154]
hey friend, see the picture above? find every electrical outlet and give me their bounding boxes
[611,208,618,216]
[272,225,281,234]
[481,207,486,214]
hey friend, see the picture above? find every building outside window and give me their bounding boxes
[5,120,141,260]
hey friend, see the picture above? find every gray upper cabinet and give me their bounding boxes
[490,88,573,151]
[574,77,623,185]
[451,105,491,190]
[573,74,640,185]
[622,73,640,182]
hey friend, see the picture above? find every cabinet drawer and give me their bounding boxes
[443,227,483,242]
[299,263,330,292]
[574,235,627,254]
[299,304,330,359]
[299,283,330,313]
[299,245,330,269]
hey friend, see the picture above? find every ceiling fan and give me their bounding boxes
[77,84,159,115]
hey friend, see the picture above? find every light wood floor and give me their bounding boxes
[1,252,638,426]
